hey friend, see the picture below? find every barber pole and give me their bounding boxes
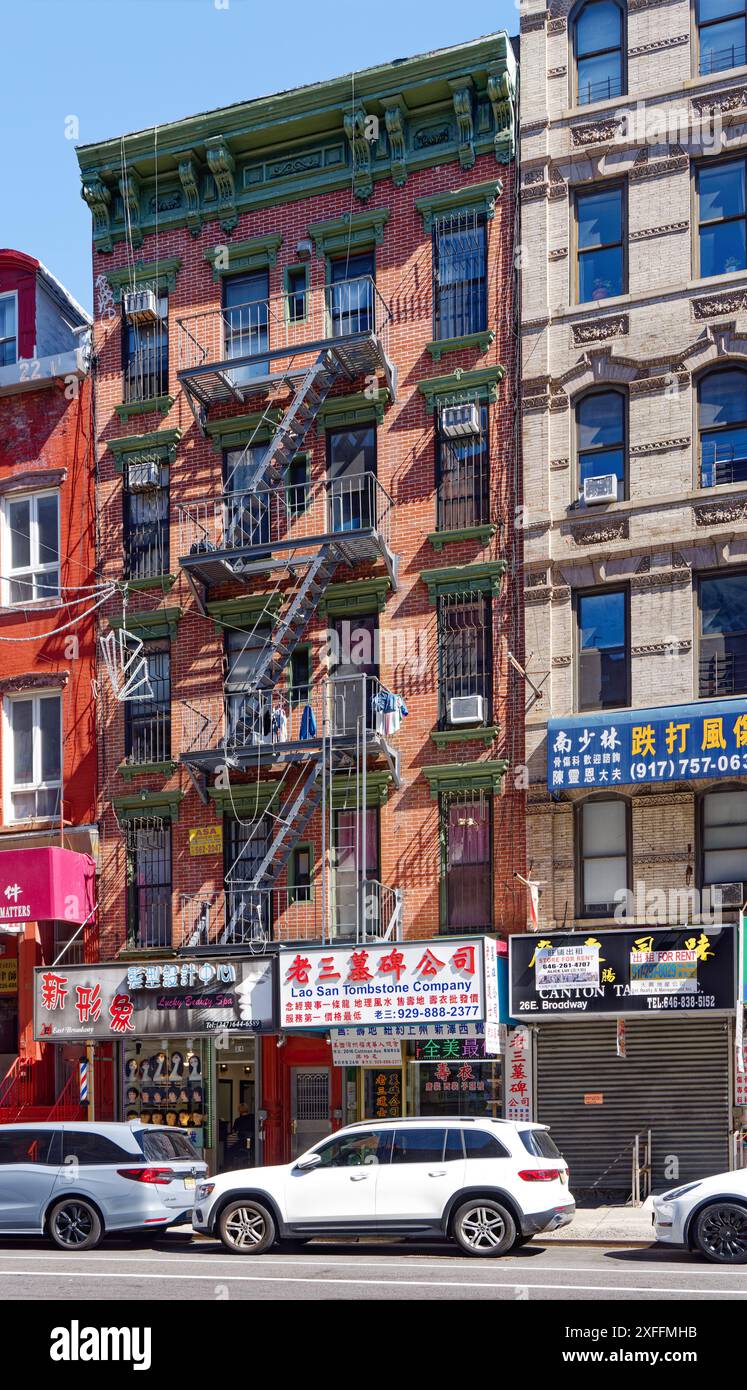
[78,1060,89,1104]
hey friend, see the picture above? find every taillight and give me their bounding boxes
[117,1167,175,1185]
[518,1168,562,1182]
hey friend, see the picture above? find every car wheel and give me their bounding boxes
[451,1199,516,1257]
[693,1202,747,1264]
[218,1199,275,1255]
[48,1199,103,1252]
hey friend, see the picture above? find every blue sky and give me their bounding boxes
[2,0,518,312]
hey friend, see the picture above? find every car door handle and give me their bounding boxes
[428,1170,447,1177]
[349,1173,368,1181]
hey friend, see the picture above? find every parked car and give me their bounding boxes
[194,1116,574,1256]
[0,1122,207,1251]
[653,1169,747,1263]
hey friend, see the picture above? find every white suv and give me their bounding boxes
[193,1117,574,1257]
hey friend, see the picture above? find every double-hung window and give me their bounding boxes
[0,293,17,367]
[698,368,747,486]
[433,213,487,341]
[3,491,60,604]
[123,461,169,579]
[574,0,625,105]
[699,571,747,696]
[124,647,171,766]
[579,798,629,916]
[224,815,273,944]
[436,405,490,531]
[123,291,168,403]
[575,185,625,303]
[697,0,746,75]
[702,787,747,891]
[577,588,629,710]
[442,796,492,933]
[329,252,374,337]
[327,425,376,533]
[577,390,626,495]
[128,824,171,949]
[438,594,491,727]
[5,692,61,822]
[697,158,747,278]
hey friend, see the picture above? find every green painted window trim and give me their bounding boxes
[286,451,311,518]
[429,725,500,748]
[113,791,184,822]
[205,408,283,453]
[420,560,506,603]
[125,574,177,594]
[427,330,496,361]
[207,593,283,630]
[288,841,315,903]
[286,641,312,693]
[427,525,497,552]
[415,180,503,232]
[115,394,174,421]
[422,760,508,799]
[108,428,181,473]
[308,208,390,256]
[283,263,310,325]
[316,389,391,429]
[208,781,285,816]
[318,575,391,617]
[331,770,392,809]
[107,258,182,299]
[417,366,504,414]
[117,760,178,781]
[204,233,282,281]
[110,607,182,642]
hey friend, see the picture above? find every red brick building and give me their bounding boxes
[77,32,523,1164]
[0,249,97,1117]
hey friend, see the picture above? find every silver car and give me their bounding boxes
[0,1122,207,1250]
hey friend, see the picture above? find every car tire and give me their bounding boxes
[451,1198,516,1257]
[218,1199,275,1255]
[693,1201,747,1264]
[512,1233,532,1248]
[47,1198,103,1252]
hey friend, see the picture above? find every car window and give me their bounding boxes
[62,1131,136,1165]
[463,1129,510,1159]
[445,1129,464,1160]
[313,1130,390,1167]
[0,1130,58,1165]
[139,1130,196,1161]
[391,1129,447,1164]
[520,1128,562,1160]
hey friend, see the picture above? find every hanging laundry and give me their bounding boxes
[370,688,408,737]
[271,704,288,743]
[299,704,317,740]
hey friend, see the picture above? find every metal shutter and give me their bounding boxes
[536,1017,731,1199]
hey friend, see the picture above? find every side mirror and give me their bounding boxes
[295,1152,322,1172]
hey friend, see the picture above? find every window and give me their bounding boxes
[443,797,492,933]
[577,390,625,495]
[4,491,60,603]
[123,462,169,579]
[329,251,374,337]
[138,1130,196,1161]
[327,425,376,532]
[697,159,746,278]
[288,454,310,519]
[286,266,308,323]
[123,291,168,402]
[290,844,312,904]
[698,368,747,486]
[698,0,746,74]
[579,797,629,915]
[699,572,747,696]
[702,787,747,888]
[224,814,273,944]
[225,625,270,747]
[5,693,61,822]
[574,0,625,105]
[127,823,171,949]
[0,292,17,366]
[314,1130,391,1166]
[224,446,270,549]
[124,647,170,765]
[62,1131,135,1165]
[577,588,629,710]
[222,271,269,377]
[333,809,379,938]
[436,404,490,530]
[575,185,625,303]
[289,645,311,707]
[0,1129,58,1164]
[463,1129,510,1159]
[438,594,491,726]
[433,212,487,341]
[391,1129,448,1164]
[519,1129,563,1160]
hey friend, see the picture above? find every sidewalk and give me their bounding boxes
[543,1197,656,1245]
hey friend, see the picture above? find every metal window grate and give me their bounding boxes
[437,403,489,531]
[433,211,487,341]
[124,464,169,580]
[126,821,171,950]
[296,1071,330,1120]
[437,593,490,725]
[124,648,171,764]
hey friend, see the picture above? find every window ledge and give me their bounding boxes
[430,725,500,747]
[115,395,174,421]
[427,525,497,551]
[426,330,496,361]
[117,761,177,781]
[125,574,177,593]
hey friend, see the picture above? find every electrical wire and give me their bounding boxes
[0,585,116,640]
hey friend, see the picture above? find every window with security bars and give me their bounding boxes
[437,594,491,727]
[224,815,273,943]
[436,404,489,531]
[123,462,169,579]
[123,291,168,403]
[127,822,172,949]
[433,212,487,342]
[442,794,492,933]
[124,647,171,766]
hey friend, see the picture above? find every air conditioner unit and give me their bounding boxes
[448,694,484,725]
[710,880,743,908]
[440,403,480,439]
[583,473,618,505]
[123,288,158,324]
[127,457,161,492]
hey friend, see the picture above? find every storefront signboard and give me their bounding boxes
[34,957,275,1040]
[0,847,95,928]
[330,1033,403,1066]
[0,958,17,994]
[510,926,737,1020]
[505,1026,533,1123]
[333,1022,487,1042]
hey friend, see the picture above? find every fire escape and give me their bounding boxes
[175,277,403,948]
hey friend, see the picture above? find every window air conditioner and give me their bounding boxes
[440,403,480,439]
[448,694,484,725]
[710,880,743,909]
[127,457,161,492]
[123,288,158,324]
[583,473,618,505]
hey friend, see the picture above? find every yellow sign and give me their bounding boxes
[0,959,18,994]
[189,826,223,856]
[584,1093,604,1106]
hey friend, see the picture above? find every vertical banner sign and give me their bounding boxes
[483,936,501,1056]
[616,1018,626,1059]
[505,1026,533,1123]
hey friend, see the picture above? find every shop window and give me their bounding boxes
[0,292,17,366]
[127,823,171,949]
[698,367,747,487]
[123,290,168,403]
[432,211,487,341]
[3,490,60,604]
[697,158,747,278]
[406,1037,502,1118]
[697,0,746,75]
[579,796,629,916]
[573,0,625,105]
[577,587,629,710]
[699,571,747,697]
[328,250,374,337]
[124,646,171,766]
[124,1040,207,1151]
[437,595,491,728]
[4,691,61,822]
[701,787,747,890]
[123,461,169,580]
[576,390,626,497]
[575,184,625,303]
[442,796,492,933]
[327,424,376,533]
[436,403,490,531]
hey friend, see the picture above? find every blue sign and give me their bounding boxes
[548,698,747,789]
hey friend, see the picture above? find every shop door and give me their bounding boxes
[290,1067,332,1158]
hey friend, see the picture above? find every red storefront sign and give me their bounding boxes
[0,848,95,928]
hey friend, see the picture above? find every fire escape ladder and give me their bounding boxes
[252,757,325,888]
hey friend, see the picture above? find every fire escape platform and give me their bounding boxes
[180,729,401,788]
[179,527,398,591]
[178,333,394,413]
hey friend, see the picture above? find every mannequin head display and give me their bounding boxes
[167,1087,179,1105]
[150,1112,164,1125]
[125,1110,138,1121]
[140,1089,152,1106]
[190,1087,203,1108]
[191,1111,204,1127]
[139,1057,153,1081]
[165,1111,178,1127]
[178,1088,190,1105]
[126,1088,139,1105]
[125,1058,139,1081]
[152,1089,163,1107]
[140,1112,151,1125]
[178,1112,191,1128]
[187,1052,201,1080]
[169,1050,183,1079]
[152,1051,168,1080]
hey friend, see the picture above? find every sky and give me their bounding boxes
[1,0,519,313]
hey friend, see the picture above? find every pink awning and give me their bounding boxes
[0,847,95,926]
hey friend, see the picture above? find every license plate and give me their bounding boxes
[183,1177,196,1190]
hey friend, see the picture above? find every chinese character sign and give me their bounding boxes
[505,1026,533,1124]
[548,699,747,789]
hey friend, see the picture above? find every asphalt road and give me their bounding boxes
[0,1232,746,1299]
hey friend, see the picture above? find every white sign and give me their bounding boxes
[505,1025,533,1124]
[330,1032,403,1067]
[279,937,489,1031]
[629,949,697,996]
[535,944,599,990]
[483,935,501,1056]
[333,1022,487,1041]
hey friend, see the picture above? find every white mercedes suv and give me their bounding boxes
[193,1116,574,1256]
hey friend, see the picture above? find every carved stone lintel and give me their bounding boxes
[570,518,629,545]
[524,585,553,604]
[178,156,201,238]
[630,221,689,241]
[630,153,689,181]
[692,289,747,320]
[0,671,69,693]
[694,498,747,526]
[629,436,690,455]
[81,175,112,253]
[692,85,747,117]
[571,314,629,345]
[629,370,690,395]
[631,569,692,589]
[205,135,237,232]
[343,104,373,200]
[571,119,620,148]
[629,33,689,55]
[632,640,692,656]
[552,585,572,602]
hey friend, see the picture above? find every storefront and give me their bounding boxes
[509,926,738,1199]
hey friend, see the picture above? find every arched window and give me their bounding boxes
[698,367,747,487]
[577,389,626,497]
[697,0,746,76]
[578,796,630,916]
[701,786,747,893]
[574,0,625,106]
